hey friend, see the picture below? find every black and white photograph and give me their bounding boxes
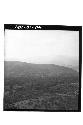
[4,25,81,111]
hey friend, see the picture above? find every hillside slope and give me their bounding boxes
[4,61,78,78]
[4,61,79,111]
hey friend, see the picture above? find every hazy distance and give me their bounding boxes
[4,30,79,67]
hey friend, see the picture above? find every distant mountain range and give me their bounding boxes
[50,55,79,72]
[4,61,79,80]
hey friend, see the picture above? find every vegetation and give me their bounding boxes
[4,61,79,111]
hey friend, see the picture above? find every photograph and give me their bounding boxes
[4,25,81,111]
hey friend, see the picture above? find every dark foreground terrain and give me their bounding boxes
[4,61,79,111]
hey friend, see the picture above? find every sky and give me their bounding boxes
[4,30,79,65]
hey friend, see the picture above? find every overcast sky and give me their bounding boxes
[4,30,79,65]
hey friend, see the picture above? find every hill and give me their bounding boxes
[4,61,79,111]
[4,61,78,79]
